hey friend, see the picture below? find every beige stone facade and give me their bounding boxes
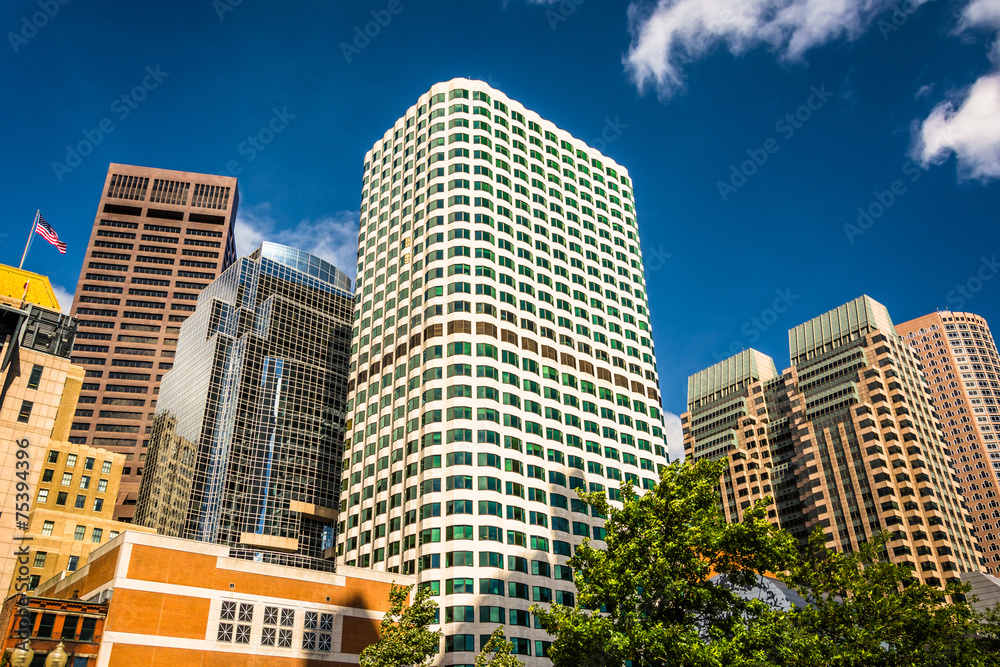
[7,440,154,595]
[897,311,1000,572]
[0,264,85,599]
[683,296,982,586]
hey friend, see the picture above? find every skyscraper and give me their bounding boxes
[336,79,669,663]
[135,243,354,571]
[683,296,983,583]
[68,164,238,523]
[897,311,1000,571]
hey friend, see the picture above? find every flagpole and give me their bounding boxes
[18,210,39,271]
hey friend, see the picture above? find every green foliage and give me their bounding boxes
[776,529,984,666]
[533,457,1000,667]
[532,457,799,667]
[475,627,525,667]
[359,583,441,667]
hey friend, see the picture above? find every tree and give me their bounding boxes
[531,455,1000,667]
[531,457,800,667]
[769,529,990,667]
[359,583,441,667]
[475,627,525,667]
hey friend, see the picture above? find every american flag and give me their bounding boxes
[35,215,66,254]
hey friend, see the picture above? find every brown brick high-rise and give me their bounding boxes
[68,164,238,522]
[897,311,1000,572]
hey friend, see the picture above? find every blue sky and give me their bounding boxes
[3,0,999,458]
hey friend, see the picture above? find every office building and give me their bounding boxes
[897,311,1000,571]
[683,296,982,585]
[336,79,669,663]
[0,264,84,595]
[31,530,410,666]
[8,439,153,595]
[68,164,238,522]
[135,243,354,571]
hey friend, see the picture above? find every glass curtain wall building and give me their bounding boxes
[135,243,354,571]
[336,79,669,663]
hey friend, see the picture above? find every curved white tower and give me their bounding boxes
[338,79,669,664]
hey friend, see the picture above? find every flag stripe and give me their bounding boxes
[35,215,67,254]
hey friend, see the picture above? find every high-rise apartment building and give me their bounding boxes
[897,311,1000,571]
[68,164,238,522]
[337,79,669,663]
[683,296,983,585]
[0,264,84,593]
[135,243,354,571]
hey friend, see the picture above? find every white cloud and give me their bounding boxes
[914,73,1000,180]
[664,411,685,462]
[624,0,919,98]
[912,0,1000,182]
[235,203,361,281]
[961,0,1000,32]
[50,284,73,315]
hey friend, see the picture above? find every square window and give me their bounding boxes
[319,633,332,651]
[36,489,48,504]
[41,521,54,536]
[74,495,86,509]
[17,400,33,423]
[80,476,90,490]
[66,454,78,467]
[93,499,104,513]
[319,613,334,632]
[42,469,54,483]
[61,473,72,486]
[33,552,47,568]
[67,555,79,572]
[278,628,293,648]
[238,603,253,623]
[91,528,103,543]
[47,451,58,464]
[101,461,112,474]
[56,492,67,506]
[97,479,108,493]
[109,530,119,540]
[217,622,233,642]
[280,608,294,627]
[302,632,317,651]
[234,624,251,644]
[304,611,318,630]
[261,627,276,646]
[263,607,278,625]
[73,525,86,540]
[220,601,237,621]
[84,457,95,471]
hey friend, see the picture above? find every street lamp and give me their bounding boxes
[44,642,68,667]
[10,643,34,667]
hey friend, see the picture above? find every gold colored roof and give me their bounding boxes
[0,264,63,310]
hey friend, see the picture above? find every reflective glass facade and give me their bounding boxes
[135,243,354,571]
[336,79,669,664]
